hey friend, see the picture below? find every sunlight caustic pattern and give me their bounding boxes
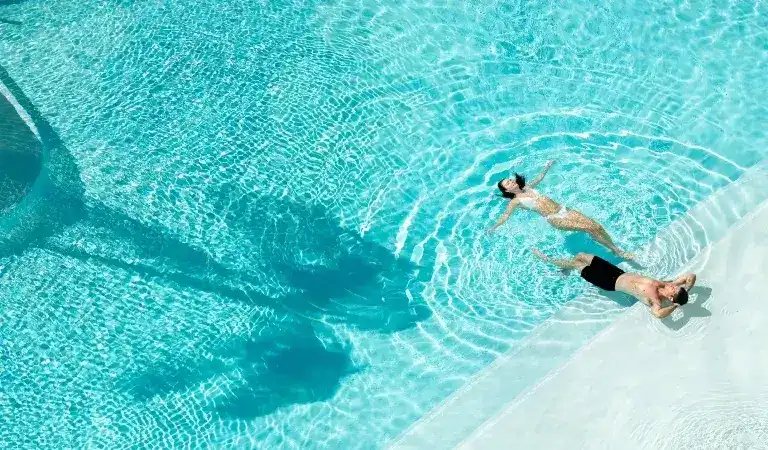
[0,0,767,448]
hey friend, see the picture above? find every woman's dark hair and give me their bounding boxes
[514,173,526,189]
[497,173,526,199]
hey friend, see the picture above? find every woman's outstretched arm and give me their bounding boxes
[528,160,555,188]
[487,199,519,234]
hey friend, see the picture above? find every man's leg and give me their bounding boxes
[531,249,591,271]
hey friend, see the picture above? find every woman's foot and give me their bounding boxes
[617,250,636,260]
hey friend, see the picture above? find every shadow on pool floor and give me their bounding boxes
[0,63,431,421]
[0,0,25,25]
[0,78,43,213]
[127,321,362,419]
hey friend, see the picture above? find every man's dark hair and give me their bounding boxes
[673,287,689,305]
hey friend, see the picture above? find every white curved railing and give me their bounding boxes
[0,77,41,140]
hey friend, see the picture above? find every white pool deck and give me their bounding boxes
[392,161,768,450]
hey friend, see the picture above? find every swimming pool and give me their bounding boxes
[1,0,767,448]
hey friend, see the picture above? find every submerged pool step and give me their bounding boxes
[389,160,768,450]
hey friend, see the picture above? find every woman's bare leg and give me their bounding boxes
[548,211,635,260]
[587,226,635,260]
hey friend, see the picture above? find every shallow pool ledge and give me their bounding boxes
[389,160,768,450]
[459,195,768,449]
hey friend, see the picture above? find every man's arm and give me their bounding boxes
[670,272,697,290]
[487,200,519,234]
[652,303,678,319]
[527,160,555,188]
[531,248,582,271]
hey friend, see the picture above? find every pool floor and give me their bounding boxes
[1,0,767,448]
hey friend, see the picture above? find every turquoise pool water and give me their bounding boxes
[1,0,767,448]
